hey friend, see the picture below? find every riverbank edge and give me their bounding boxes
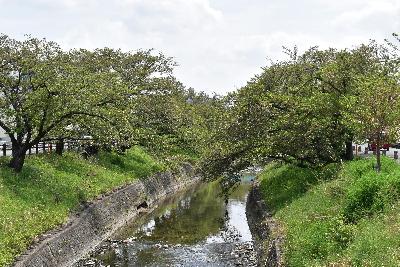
[246,180,284,267]
[13,162,201,267]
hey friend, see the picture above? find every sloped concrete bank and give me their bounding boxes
[13,163,200,267]
[246,180,284,267]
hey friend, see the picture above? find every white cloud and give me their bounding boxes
[331,0,400,26]
[0,0,398,94]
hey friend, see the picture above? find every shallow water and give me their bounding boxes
[78,174,257,266]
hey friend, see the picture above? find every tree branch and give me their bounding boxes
[30,111,109,147]
[0,119,16,143]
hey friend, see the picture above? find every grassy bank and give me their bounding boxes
[0,147,164,266]
[259,157,400,266]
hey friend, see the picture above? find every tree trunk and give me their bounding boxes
[56,138,64,155]
[344,140,354,161]
[9,146,28,172]
[376,135,381,172]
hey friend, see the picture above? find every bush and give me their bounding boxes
[343,159,400,223]
[259,156,400,266]
[343,173,385,222]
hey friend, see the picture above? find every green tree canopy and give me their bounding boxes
[201,36,400,180]
[0,35,176,171]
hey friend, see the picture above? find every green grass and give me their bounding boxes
[0,147,163,267]
[259,157,400,266]
[148,141,200,170]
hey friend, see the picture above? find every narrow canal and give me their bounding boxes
[77,174,257,267]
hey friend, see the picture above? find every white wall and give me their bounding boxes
[0,127,8,139]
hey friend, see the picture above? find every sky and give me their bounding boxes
[0,0,399,94]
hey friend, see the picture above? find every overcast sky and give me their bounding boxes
[0,0,399,94]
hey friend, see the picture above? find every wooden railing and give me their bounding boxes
[1,138,93,157]
[352,145,399,160]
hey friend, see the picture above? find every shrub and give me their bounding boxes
[343,158,400,223]
[260,157,400,266]
[343,173,384,222]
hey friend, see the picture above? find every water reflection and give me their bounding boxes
[133,181,226,244]
[89,175,255,267]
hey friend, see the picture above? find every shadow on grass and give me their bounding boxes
[97,147,164,178]
[0,147,167,266]
[0,155,92,210]
[0,147,164,213]
[259,162,340,214]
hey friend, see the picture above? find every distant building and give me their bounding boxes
[0,127,10,142]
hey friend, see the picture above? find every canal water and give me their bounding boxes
[77,174,257,267]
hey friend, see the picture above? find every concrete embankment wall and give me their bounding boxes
[13,163,200,267]
[246,181,284,267]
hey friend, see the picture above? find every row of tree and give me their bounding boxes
[201,34,400,180]
[0,34,220,172]
[2,33,399,176]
